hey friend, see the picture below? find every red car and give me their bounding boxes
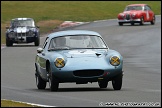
[117,4,155,26]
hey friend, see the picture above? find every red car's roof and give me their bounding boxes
[127,4,147,6]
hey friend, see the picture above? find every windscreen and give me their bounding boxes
[124,6,143,11]
[11,19,35,27]
[49,35,108,50]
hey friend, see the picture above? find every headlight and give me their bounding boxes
[8,32,15,38]
[110,56,120,66]
[120,14,124,18]
[28,30,35,36]
[54,58,65,68]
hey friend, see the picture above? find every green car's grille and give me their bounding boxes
[17,33,26,37]
[73,69,104,77]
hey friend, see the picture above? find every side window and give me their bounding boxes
[11,21,13,27]
[48,38,55,49]
[11,20,16,28]
[144,6,147,11]
[146,5,151,11]
[42,37,49,49]
[145,5,151,11]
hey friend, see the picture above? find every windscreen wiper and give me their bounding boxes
[48,47,70,51]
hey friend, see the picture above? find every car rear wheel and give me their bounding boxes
[98,80,108,88]
[36,73,47,89]
[151,16,155,25]
[140,16,144,25]
[112,73,123,90]
[48,66,59,91]
[118,22,123,26]
[34,37,40,46]
[6,38,13,46]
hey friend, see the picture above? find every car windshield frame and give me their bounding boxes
[48,35,108,51]
[11,19,35,27]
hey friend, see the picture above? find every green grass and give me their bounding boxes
[1,1,161,22]
[1,1,161,44]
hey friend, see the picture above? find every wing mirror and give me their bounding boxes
[37,47,43,53]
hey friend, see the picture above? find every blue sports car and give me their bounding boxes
[35,30,123,91]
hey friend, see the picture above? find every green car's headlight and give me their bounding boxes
[54,58,65,68]
[28,30,35,36]
[110,56,120,66]
[8,32,15,38]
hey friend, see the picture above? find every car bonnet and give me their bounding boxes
[62,49,108,58]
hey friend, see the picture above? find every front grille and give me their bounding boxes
[16,32,32,37]
[126,14,130,20]
[73,69,104,77]
[17,33,27,37]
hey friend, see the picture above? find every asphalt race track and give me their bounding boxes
[1,15,161,107]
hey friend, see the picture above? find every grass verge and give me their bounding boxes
[1,99,38,107]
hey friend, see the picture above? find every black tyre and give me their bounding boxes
[112,73,123,90]
[98,80,108,88]
[36,73,47,89]
[131,22,134,25]
[151,16,155,25]
[118,22,123,26]
[140,16,144,25]
[34,36,40,46]
[48,66,59,91]
[6,38,13,46]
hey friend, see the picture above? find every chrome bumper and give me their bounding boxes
[118,18,141,22]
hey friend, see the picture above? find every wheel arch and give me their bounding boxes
[46,60,50,73]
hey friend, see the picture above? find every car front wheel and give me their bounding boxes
[118,22,123,26]
[36,73,47,89]
[140,16,144,25]
[131,22,134,25]
[151,16,155,25]
[98,80,108,88]
[112,73,123,90]
[6,38,13,46]
[48,66,59,91]
[34,36,40,46]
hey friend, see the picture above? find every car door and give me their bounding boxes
[144,5,154,21]
[147,5,154,21]
[144,5,150,21]
[36,37,49,80]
